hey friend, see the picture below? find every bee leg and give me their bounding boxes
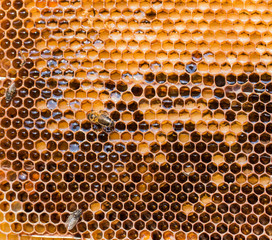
[20,60,26,67]
[103,126,112,133]
[93,123,102,132]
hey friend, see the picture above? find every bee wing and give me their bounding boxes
[65,215,78,231]
[5,93,12,103]
[5,83,16,103]
[5,92,10,100]
[11,82,16,88]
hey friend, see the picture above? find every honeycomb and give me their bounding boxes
[1,0,272,239]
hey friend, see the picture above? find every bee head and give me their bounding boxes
[88,111,97,121]
[75,209,83,217]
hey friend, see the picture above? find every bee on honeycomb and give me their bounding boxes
[65,209,82,231]
[18,50,27,67]
[5,82,16,104]
[87,110,114,130]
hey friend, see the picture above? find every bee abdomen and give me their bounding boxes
[6,83,16,103]
[98,116,113,127]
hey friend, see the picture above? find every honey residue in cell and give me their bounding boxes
[91,100,103,111]
[248,174,258,185]
[190,109,202,121]
[35,224,45,234]
[143,173,153,183]
[0,171,5,181]
[179,132,189,143]
[182,203,193,214]
[200,109,211,121]
[175,232,186,240]
[81,100,92,111]
[200,193,211,205]
[64,90,75,99]
[35,140,46,151]
[212,173,224,184]
[58,100,69,110]
[64,110,74,119]
[214,110,224,120]
[236,173,246,184]
[122,92,133,101]
[237,154,247,164]
[35,99,46,110]
[24,181,33,191]
[140,230,151,240]
[137,183,146,192]
[168,110,178,121]
[75,110,86,120]
[225,132,236,143]
[6,212,15,222]
[122,112,132,121]
[219,121,230,132]
[161,121,173,132]
[155,132,166,143]
[76,90,86,98]
[184,164,193,175]
[196,120,207,132]
[231,121,242,133]
[145,110,155,120]
[1,222,10,232]
[155,153,166,164]
[237,112,247,123]
[179,109,190,120]
[46,120,58,130]
[144,132,154,141]
[58,120,68,130]
[138,163,147,174]
[133,132,143,142]
[109,132,120,141]
[120,173,130,183]
[156,109,168,121]
[187,232,198,240]
[213,153,224,165]
[90,202,100,212]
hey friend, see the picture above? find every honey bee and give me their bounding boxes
[87,110,114,129]
[18,50,26,67]
[5,82,16,103]
[65,209,82,231]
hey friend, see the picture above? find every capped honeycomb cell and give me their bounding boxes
[0,0,272,239]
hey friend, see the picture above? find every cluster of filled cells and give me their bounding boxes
[1,0,272,240]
